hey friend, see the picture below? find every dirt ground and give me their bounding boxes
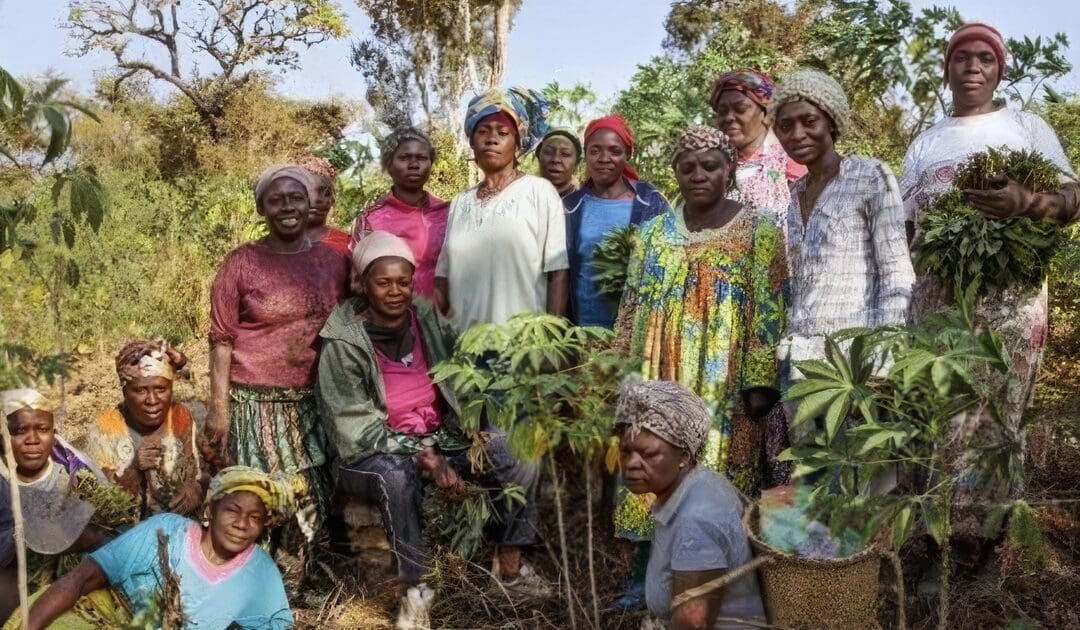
[47,322,1080,629]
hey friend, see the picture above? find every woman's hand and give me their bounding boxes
[135,443,162,471]
[963,178,1035,220]
[416,447,463,490]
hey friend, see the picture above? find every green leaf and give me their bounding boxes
[823,393,850,442]
[891,505,914,549]
[793,389,839,427]
[41,106,69,165]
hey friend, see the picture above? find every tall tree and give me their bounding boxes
[351,0,522,128]
[65,0,348,136]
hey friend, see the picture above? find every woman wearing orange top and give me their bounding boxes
[84,340,205,519]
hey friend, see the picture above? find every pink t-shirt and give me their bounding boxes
[321,227,351,257]
[210,241,349,388]
[350,192,449,298]
[374,317,442,436]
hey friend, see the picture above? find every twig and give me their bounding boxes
[669,556,772,609]
[1,420,29,629]
[584,462,600,630]
[547,454,577,629]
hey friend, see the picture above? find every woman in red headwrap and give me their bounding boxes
[900,22,1080,506]
[563,115,671,328]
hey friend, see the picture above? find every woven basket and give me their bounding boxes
[743,503,889,629]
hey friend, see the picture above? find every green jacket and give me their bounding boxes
[316,297,464,467]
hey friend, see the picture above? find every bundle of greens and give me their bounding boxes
[916,146,1061,296]
[590,224,639,302]
[71,468,139,532]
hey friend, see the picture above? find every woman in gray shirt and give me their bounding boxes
[615,380,766,629]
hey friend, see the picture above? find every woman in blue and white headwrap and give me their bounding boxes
[434,86,570,329]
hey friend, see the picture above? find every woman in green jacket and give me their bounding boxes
[316,231,546,626]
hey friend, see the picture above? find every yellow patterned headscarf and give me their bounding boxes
[2,388,54,418]
[205,465,304,526]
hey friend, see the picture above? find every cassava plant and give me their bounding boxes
[916,146,1062,297]
[430,313,638,629]
[778,291,1035,627]
[591,224,640,303]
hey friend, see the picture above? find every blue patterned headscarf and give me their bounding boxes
[464,86,552,153]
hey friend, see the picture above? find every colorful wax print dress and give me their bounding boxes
[613,206,787,539]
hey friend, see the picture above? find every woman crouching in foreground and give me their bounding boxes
[317,231,545,628]
[18,466,298,630]
[616,380,766,629]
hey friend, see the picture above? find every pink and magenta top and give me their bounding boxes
[350,192,450,298]
[375,318,443,436]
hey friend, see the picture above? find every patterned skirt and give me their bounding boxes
[227,384,330,538]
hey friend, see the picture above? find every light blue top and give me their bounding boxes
[574,195,634,328]
[645,467,766,628]
[90,513,293,629]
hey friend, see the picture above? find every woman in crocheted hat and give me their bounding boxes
[771,68,915,444]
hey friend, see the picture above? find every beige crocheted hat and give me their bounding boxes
[773,68,851,137]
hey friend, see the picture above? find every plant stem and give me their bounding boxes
[937,492,952,630]
[548,454,577,629]
[1,421,28,628]
[585,461,600,630]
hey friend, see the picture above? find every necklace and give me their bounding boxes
[477,170,523,205]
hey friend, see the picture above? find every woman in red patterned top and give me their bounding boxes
[206,164,349,590]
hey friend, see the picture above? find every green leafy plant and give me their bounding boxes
[779,297,1019,624]
[431,313,638,628]
[916,147,1063,296]
[423,482,525,561]
[591,224,640,303]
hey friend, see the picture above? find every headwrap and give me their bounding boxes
[379,127,437,171]
[710,68,777,111]
[614,380,712,463]
[535,129,583,162]
[670,125,736,166]
[944,22,1008,84]
[205,465,303,527]
[464,86,552,153]
[773,69,851,137]
[297,154,338,182]
[2,388,53,418]
[115,339,188,387]
[253,164,317,205]
[583,115,640,181]
[352,230,416,276]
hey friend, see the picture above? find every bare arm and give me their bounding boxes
[27,558,108,630]
[208,344,232,437]
[670,568,727,630]
[546,269,569,317]
[965,181,1080,225]
[434,277,451,315]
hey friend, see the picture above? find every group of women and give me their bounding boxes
[3,20,1079,629]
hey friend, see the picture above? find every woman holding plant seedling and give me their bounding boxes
[900,22,1080,500]
[317,231,546,629]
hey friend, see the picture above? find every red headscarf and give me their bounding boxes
[583,115,640,181]
[944,22,1008,84]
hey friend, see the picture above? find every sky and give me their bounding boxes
[0,0,1078,107]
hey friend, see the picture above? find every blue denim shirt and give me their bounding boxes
[563,178,672,326]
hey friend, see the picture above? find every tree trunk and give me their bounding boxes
[488,0,512,88]
[459,0,483,93]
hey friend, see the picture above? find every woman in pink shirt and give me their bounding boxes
[349,128,449,301]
